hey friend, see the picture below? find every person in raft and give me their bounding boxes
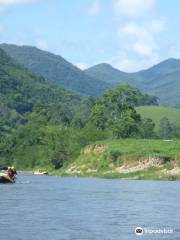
[7,166,17,180]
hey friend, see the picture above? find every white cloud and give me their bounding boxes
[111,0,166,71]
[132,42,158,57]
[76,62,90,70]
[110,53,159,72]
[115,0,155,18]
[120,22,160,58]
[88,0,100,16]
[110,55,138,72]
[0,0,37,6]
[115,21,162,70]
[36,39,48,50]
[121,22,153,41]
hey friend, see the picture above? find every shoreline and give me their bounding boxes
[49,169,180,181]
[13,140,180,181]
[15,169,180,181]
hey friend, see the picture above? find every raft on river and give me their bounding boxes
[33,170,48,175]
[0,172,15,183]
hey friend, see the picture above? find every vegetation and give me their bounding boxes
[0,47,180,180]
[0,48,81,132]
[57,139,180,180]
[136,106,180,138]
[136,106,180,127]
[0,49,157,170]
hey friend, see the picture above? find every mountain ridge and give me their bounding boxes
[0,43,111,96]
[85,59,180,107]
[0,47,81,125]
[1,43,180,107]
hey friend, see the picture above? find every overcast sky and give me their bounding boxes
[0,0,180,72]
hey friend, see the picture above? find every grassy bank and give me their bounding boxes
[53,139,180,180]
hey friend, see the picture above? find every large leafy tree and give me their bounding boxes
[90,84,142,138]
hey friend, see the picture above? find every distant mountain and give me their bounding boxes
[1,43,180,107]
[0,48,81,122]
[0,43,110,96]
[85,63,131,86]
[85,59,180,107]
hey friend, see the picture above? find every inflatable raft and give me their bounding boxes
[33,170,48,175]
[0,173,15,183]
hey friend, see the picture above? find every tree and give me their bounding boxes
[159,117,172,139]
[171,123,180,139]
[103,84,140,113]
[112,110,141,138]
[51,147,69,169]
[140,118,156,138]
[90,104,108,130]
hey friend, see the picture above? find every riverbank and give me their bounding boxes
[51,139,180,180]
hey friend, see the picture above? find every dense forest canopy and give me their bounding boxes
[0,48,81,135]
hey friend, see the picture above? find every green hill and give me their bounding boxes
[85,59,180,107]
[0,48,81,130]
[0,43,111,96]
[85,63,131,86]
[136,106,180,130]
[1,43,180,107]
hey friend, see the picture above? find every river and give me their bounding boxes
[0,174,180,240]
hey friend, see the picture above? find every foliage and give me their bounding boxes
[136,106,180,130]
[112,110,141,138]
[0,82,157,169]
[139,118,156,138]
[90,84,149,138]
[0,47,179,171]
[159,117,173,139]
[100,139,180,159]
[63,139,180,179]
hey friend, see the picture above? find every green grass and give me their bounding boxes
[136,106,180,130]
[58,139,180,180]
[98,139,180,158]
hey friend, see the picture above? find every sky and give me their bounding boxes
[0,0,180,72]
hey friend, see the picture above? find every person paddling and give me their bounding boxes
[7,166,17,180]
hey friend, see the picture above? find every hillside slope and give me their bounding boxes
[0,48,81,117]
[0,44,111,96]
[85,59,180,107]
[136,106,180,130]
[85,63,132,86]
[2,43,180,107]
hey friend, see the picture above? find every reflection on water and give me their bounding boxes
[0,174,180,240]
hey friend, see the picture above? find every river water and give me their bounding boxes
[0,174,180,240]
